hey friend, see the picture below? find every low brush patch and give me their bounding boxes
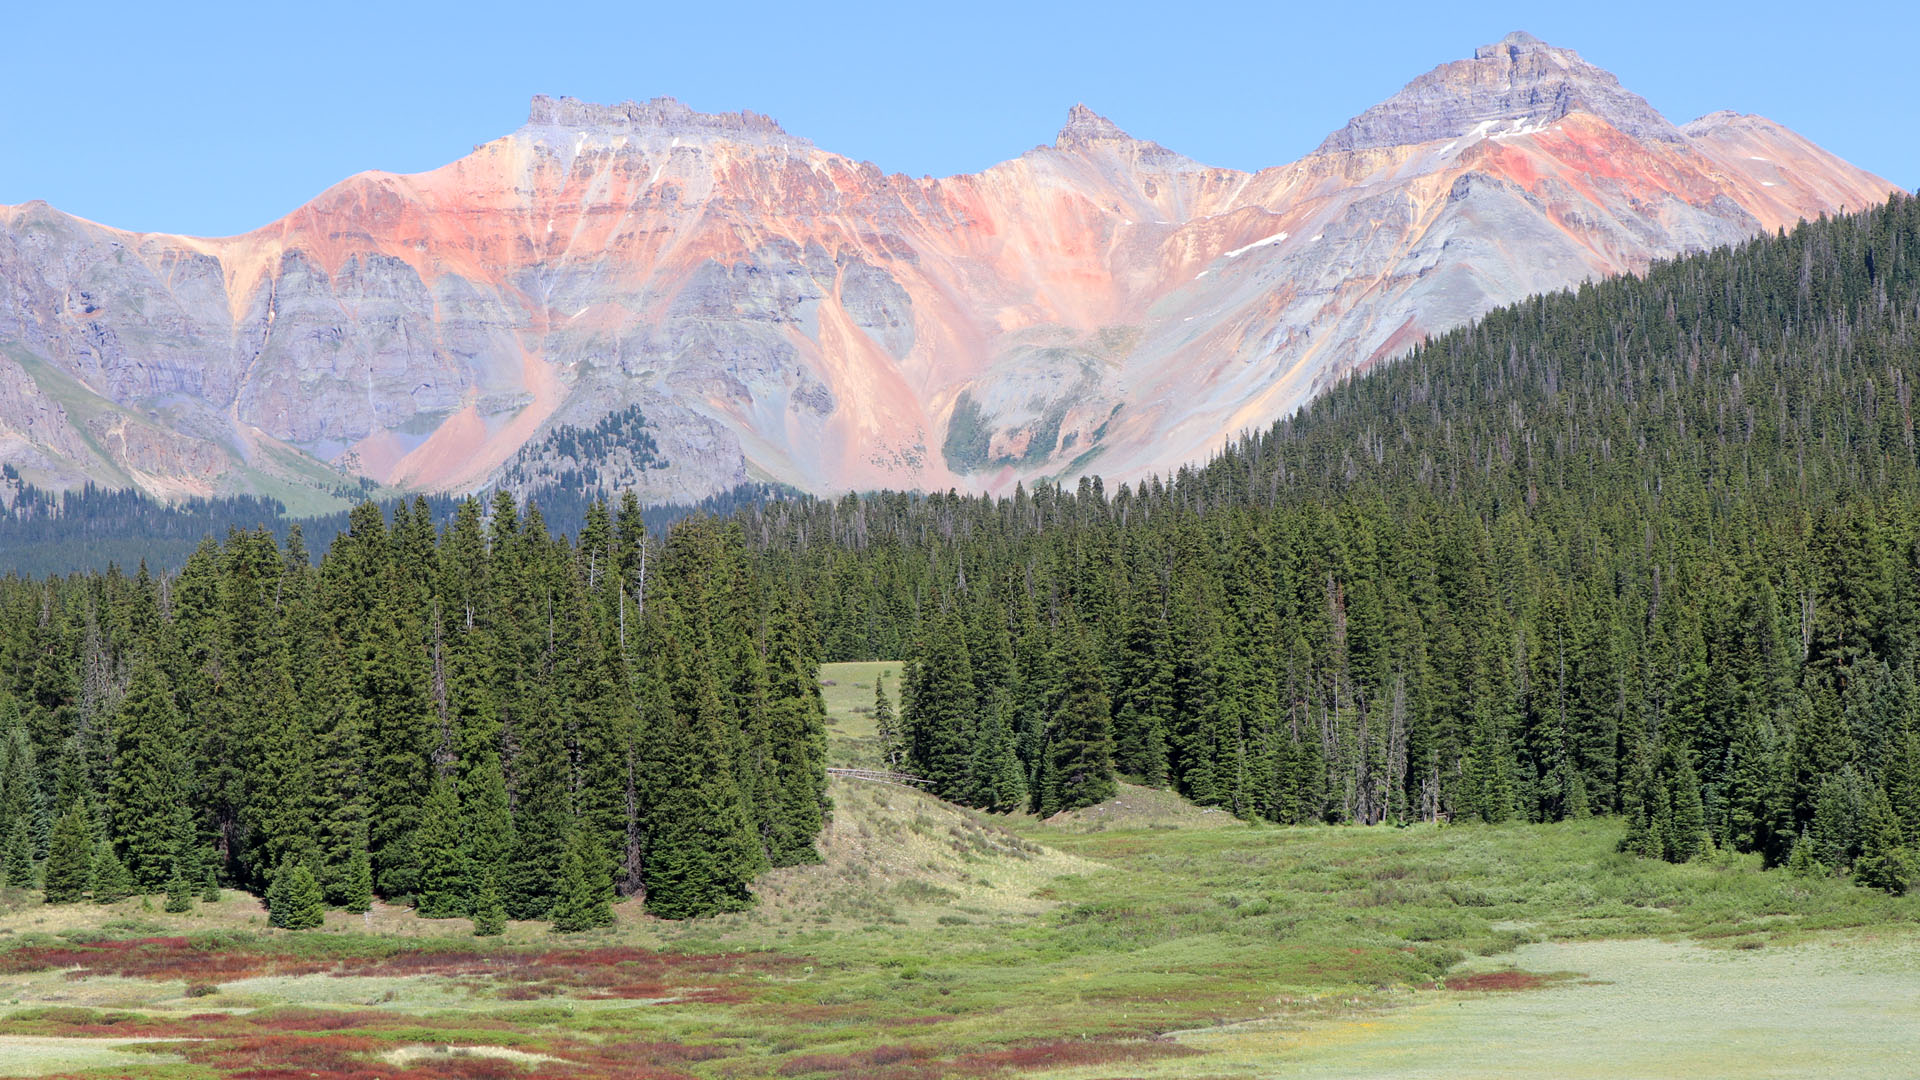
[0,935,799,1002]
[1444,970,1548,991]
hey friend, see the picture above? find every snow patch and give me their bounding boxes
[1761,181,1777,187]
[1224,232,1288,259]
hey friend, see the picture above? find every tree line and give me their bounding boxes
[0,491,829,926]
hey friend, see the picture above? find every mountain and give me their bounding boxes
[0,32,1897,508]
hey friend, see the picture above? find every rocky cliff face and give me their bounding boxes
[0,34,1899,506]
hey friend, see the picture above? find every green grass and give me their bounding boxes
[2,668,1915,1078]
[820,660,900,769]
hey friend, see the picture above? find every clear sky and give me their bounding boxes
[5,0,1913,237]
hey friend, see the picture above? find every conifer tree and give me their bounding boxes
[642,605,764,919]
[4,818,33,888]
[1664,747,1711,863]
[760,591,830,865]
[1041,620,1116,815]
[549,825,615,932]
[200,866,220,904]
[108,661,189,890]
[1811,767,1870,870]
[268,858,325,930]
[460,755,513,915]
[471,865,508,937]
[412,770,467,918]
[1787,827,1825,877]
[1853,787,1913,895]
[968,703,1028,813]
[904,610,977,800]
[92,843,132,903]
[342,843,374,915]
[43,802,92,903]
[165,868,192,913]
[873,673,900,769]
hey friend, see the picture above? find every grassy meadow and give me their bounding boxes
[0,661,1913,1078]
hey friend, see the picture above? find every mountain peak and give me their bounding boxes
[1317,32,1684,154]
[1055,104,1133,148]
[1474,29,1548,58]
[521,94,805,148]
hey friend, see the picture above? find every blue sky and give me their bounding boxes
[5,0,1913,237]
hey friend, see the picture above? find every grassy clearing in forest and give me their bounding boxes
[0,662,1913,1078]
[818,659,899,769]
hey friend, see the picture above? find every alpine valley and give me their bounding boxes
[0,32,1896,507]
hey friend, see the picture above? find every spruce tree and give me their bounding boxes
[4,818,34,888]
[968,704,1028,813]
[342,843,374,914]
[108,661,189,891]
[459,755,513,917]
[471,865,508,937]
[164,868,192,913]
[873,673,900,769]
[92,843,132,903]
[268,859,325,930]
[1787,827,1825,877]
[760,591,829,865]
[1853,787,1913,895]
[1811,768,1870,870]
[1663,747,1711,863]
[43,803,92,903]
[412,771,467,918]
[200,866,220,904]
[549,825,615,932]
[1042,621,1117,815]
[643,606,763,919]
[904,611,977,800]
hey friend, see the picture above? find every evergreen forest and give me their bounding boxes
[1,493,830,925]
[783,195,1920,887]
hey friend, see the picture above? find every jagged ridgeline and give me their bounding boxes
[0,492,830,923]
[763,195,1920,884]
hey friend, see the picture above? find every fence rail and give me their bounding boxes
[826,767,932,787]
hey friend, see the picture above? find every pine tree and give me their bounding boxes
[549,825,615,932]
[968,703,1028,813]
[92,843,132,903]
[200,866,220,904]
[760,591,829,865]
[342,843,373,914]
[1042,620,1117,815]
[459,755,513,917]
[164,868,192,913]
[642,605,764,919]
[268,859,326,930]
[1664,747,1711,863]
[412,771,467,918]
[1811,767,1870,870]
[904,610,977,800]
[4,817,34,888]
[1853,787,1913,895]
[471,865,508,937]
[1619,741,1661,858]
[108,661,189,891]
[1787,827,1825,878]
[873,673,900,769]
[42,803,92,903]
